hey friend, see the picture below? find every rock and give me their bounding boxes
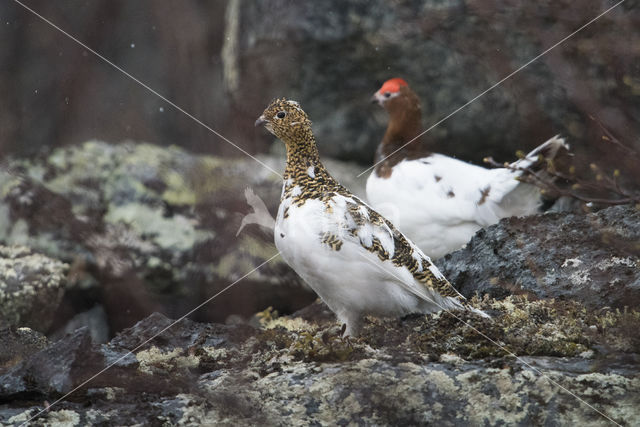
[3,2,638,182]
[50,305,110,344]
[437,205,640,310]
[229,0,640,173]
[0,327,48,371]
[0,245,68,331]
[1,297,638,425]
[0,141,368,334]
[0,327,97,398]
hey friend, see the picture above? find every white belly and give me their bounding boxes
[274,198,450,333]
[275,200,418,314]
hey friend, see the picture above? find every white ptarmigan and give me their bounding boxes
[255,98,488,336]
[368,78,569,259]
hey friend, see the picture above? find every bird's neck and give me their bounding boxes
[375,92,433,177]
[282,134,334,189]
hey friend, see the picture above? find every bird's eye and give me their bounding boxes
[276,111,286,119]
[384,92,391,98]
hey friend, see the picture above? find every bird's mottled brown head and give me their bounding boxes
[255,98,313,144]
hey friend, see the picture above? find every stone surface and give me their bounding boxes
[0,141,367,334]
[0,298,638,425]
[0,327,96,398]
[0,245,68,332]
[0,327,48,371]
[50,305,110,345]
[2,2,638,180]
[437,204,640,310]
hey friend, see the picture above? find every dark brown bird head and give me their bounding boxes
[255,98,314,145]
[371,78,430,175]
[372,77,416,110]
[372,78,422,128]
[372,78,409,106]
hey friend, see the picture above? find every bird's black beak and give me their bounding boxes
[255,115,266,127]
[370,94,379,104]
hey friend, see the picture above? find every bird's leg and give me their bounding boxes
[339,323,356,350]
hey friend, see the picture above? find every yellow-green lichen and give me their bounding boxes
[263,316,315,332]
[136,346,200,375]
[105,203,213,252]
[290,328,355,362]
[161,169,197,206]
[256,306,279,326]
[356,295,640,360]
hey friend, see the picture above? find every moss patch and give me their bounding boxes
[270,296,640,364]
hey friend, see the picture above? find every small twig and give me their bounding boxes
[484,116,640,207]
[484,156,640,206]
[524,167,636,205]
[588,115,639,157]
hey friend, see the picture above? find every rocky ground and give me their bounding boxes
[1,298,638,425]
[0,142,639,425]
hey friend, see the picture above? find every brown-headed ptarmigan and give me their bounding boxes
[369,78,568,259]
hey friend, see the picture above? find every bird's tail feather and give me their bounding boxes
[445,295,491,319]
[464,304,491,319]
[511,135,568,173]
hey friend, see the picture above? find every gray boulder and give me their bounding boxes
[0,327,48,370]
[0,245,68,331]
[0,327,95,398]
[437,204,640,310]
[3,2,638,188]
[1,298,638,425]
[229,0,640,172]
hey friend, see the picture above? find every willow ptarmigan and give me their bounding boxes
[255,98,488,336]
[368,78,568,259]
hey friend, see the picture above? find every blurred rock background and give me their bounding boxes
[0,1,639,340]
[1,1,638,166]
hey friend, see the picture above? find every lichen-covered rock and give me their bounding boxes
[437,204,640,310]
[1,298,638,425]
[0,327,48,370]
[0,245,68,331]
[0,141,368,333]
